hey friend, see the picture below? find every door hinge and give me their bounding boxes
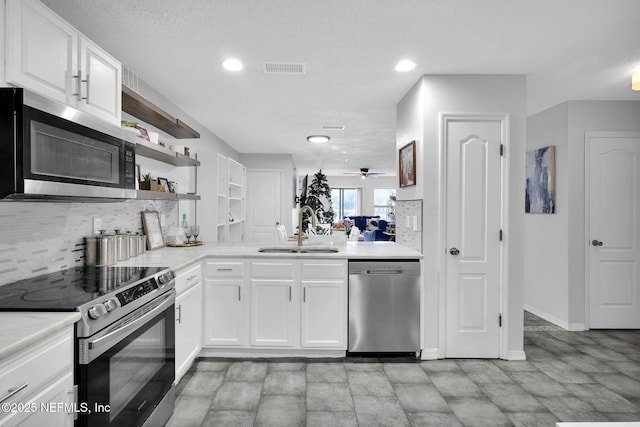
[499,229,503,241]
[500,144,504,156]
[498,313,503,327]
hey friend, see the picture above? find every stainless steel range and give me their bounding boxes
[0,266,176,427]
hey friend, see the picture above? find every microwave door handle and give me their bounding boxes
[88,290,175,351]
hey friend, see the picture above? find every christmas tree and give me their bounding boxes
[301,170,335,232]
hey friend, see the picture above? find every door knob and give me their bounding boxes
[591,240,603,247]
[449,247,460,256]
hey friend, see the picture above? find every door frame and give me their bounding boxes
[584,131,640,330]
[438,113,510,359]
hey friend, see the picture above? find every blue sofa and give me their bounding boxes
[344,216,389,241]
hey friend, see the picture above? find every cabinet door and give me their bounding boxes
[175,283,202,383]
[78,36,122,125]
[301,281,346,348]
[250,279,295,347]
[6,0,78,104]
[203,279,247,347]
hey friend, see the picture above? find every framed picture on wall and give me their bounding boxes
[525,145,556,213]
[399,140,416,187]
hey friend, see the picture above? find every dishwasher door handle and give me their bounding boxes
[364,270,405,275]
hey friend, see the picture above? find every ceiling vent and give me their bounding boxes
[264,62,306,75]
[322,125,345,131]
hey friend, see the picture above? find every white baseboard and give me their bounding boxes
[199,348,346,358]
[420,348,440,360]
[524,304,569,330]
[568,322,586,332]
[504,350,526,361]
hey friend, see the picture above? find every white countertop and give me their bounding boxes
[0,312,81,361]
[116,241,423,271]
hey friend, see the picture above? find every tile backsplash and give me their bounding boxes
[395,199,423,253]
[0,200,177,286]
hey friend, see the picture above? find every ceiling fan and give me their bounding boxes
[343,168,386,178]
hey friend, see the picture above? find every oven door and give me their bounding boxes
[77,290,175,427]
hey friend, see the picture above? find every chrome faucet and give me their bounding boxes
[297,205,317,246]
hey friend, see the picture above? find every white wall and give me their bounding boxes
[240,153,296,235]
[526,100,640,330]
[398,75,527,360]
[326,175,397,217]
[525,103,569,327]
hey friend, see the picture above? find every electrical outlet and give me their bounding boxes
[412,215,418,231]
[92,217,102,234]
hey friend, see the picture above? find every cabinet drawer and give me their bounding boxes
[206,261,244,278]
[176,262,202,294]
[251,262,294,279]
[0,328,73,409]
[301,261,346,280]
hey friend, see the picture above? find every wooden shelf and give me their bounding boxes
[136,190,200,201]
[134,137,200,167]
[122,86,200,139]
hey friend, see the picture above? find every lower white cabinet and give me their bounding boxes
[203,258,347,352]
[174,263,202,383]
[0,327,75,427]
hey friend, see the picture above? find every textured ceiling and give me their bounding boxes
[41,0,640,176]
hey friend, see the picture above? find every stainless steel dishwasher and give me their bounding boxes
[348,260,420,355]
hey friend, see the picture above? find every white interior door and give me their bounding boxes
[445,118,502,358]
[589,134,640,328]
[246,170,281,242]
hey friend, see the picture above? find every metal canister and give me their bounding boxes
[127,231,138,258]
[114,229,129,261]
[85,231,116,267]
[137,233,147,255]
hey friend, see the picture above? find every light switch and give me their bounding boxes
[412,215,418,231]
[405,216,411,228]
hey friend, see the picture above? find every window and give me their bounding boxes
[373,188,396,221]
[331,188,358,222]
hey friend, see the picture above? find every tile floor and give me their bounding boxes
[167,312,640,426]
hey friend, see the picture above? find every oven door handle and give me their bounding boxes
[88,290,175,351]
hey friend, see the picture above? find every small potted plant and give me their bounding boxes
[139,173,159,191]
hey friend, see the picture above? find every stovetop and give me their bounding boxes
[0,266,169,311]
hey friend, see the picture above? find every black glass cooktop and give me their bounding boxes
[0,266,168,311]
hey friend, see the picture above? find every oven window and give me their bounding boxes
[30,120,120,183]
[109,319,165,421]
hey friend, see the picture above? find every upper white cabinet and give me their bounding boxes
[6,0,122,125]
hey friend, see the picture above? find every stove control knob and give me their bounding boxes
[104,298,119,312]
[158,273,172,285]
[88,304,107,320]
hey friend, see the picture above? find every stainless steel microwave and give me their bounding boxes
[0,88,136,200]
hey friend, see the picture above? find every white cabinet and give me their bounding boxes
[174,262,202,383]
[6,0,122,125]
[203,261,248,347]
[300,261,347,348]
[0,327,74,427]
[216,154,246,242]
[250,261,296,347]
[202,258,347,353]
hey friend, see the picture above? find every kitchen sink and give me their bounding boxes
[257,246,339,253]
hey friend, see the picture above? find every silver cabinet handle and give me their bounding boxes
[289,286,292,301]
[217,268,233,272]
[187,274,198,281]
[0,383,28,403]
[72,70,81,100]
[81,74,90,101]
[238,285,241,301]
[303,287,306,303]
[176,304,182,324]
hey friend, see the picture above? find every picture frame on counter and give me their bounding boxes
[157,177,169,193]
[141,210,164,250]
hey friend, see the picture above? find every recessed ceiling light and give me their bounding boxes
[307,135,330,143]
[223,58,243,72]
[395,59,416,72]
